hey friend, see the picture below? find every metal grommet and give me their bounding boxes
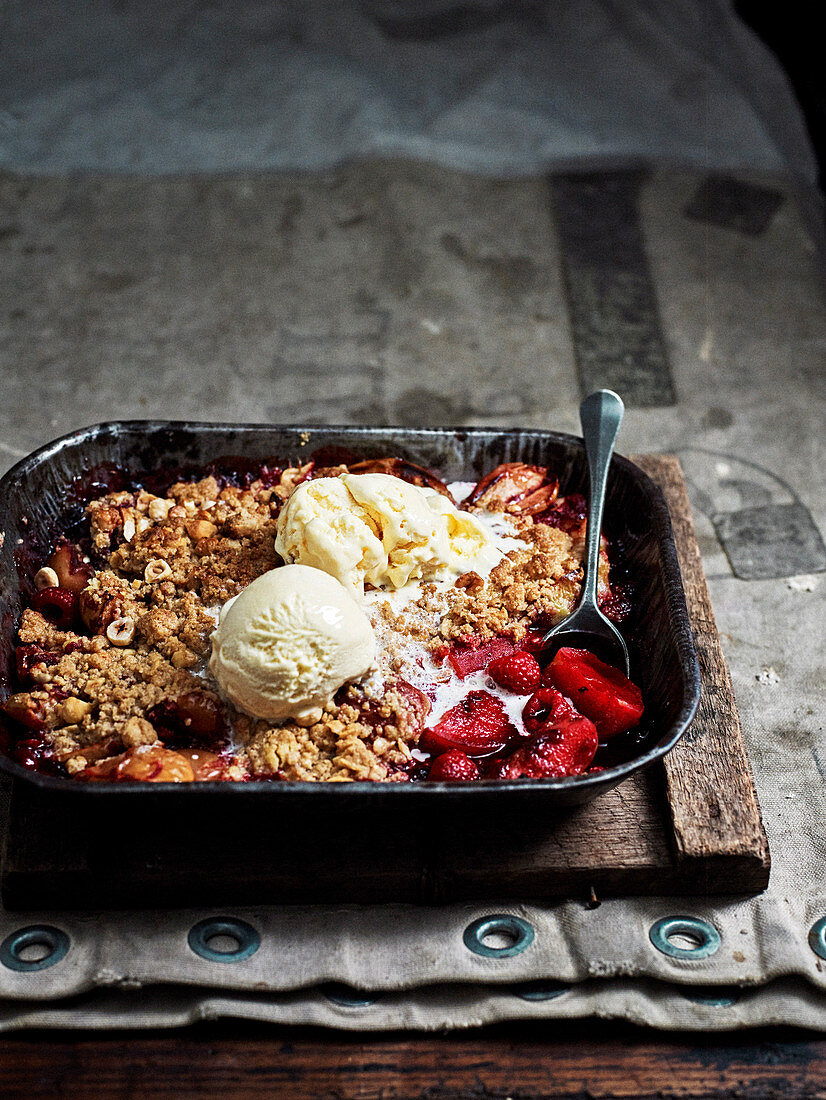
[512,980,569,1001]
[187,917,260,963]
[321,983,377,1007]
[0,925,70,972]
[681,985,740,1007]
[463,915,535,958]
[808,917,826,961]
[649,916,721,960]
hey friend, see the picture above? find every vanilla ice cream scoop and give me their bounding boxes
[209,564,375,725]
[275,472,502,594]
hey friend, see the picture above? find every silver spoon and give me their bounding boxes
[542,389,630,675]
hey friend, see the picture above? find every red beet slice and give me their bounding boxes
[542,647,644,738]
[420,690,516,758]
[426,749,480,781]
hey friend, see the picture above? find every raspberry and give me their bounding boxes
[426,749,480,781]
[542,647,644,738]
[487,651,541,694]
[420,690,516,757]
[488,716,598,779]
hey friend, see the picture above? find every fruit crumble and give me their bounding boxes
[1,457,643,784]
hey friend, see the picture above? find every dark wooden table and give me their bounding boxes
[1,1022,825,1098]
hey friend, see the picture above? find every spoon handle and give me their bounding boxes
[579,389,624,608]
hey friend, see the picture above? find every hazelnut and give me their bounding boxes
[186,517,217,541]
[122,517,136,543]
[34,566,60,590]
[148,498,172,522]
[106,617,135,646]
[144,559,173,583]
[295,707,323,728]
[58,696,92,725]
[94,505,122,533]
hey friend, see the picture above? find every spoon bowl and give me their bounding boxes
[542,389,631,676]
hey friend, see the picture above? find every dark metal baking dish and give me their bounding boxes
[0,421,700,811]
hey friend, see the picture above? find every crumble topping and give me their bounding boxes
[3,460,619,783]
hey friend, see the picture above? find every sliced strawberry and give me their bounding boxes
[421,690,516,758]
[487,651,541,694]
[542,647,644,738]
[352,678,431,737]
[447,636,515,679]
[488,716,598,779]
[426,749,480,781]
[522,687,580,734]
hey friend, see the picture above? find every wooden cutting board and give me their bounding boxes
[1,455,770,909]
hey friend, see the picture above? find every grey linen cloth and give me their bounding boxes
[0,0,824,1031]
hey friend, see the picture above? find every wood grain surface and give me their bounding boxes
[632,455,770,886]
[0,1022,824,1099]
[1,454,770,909]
